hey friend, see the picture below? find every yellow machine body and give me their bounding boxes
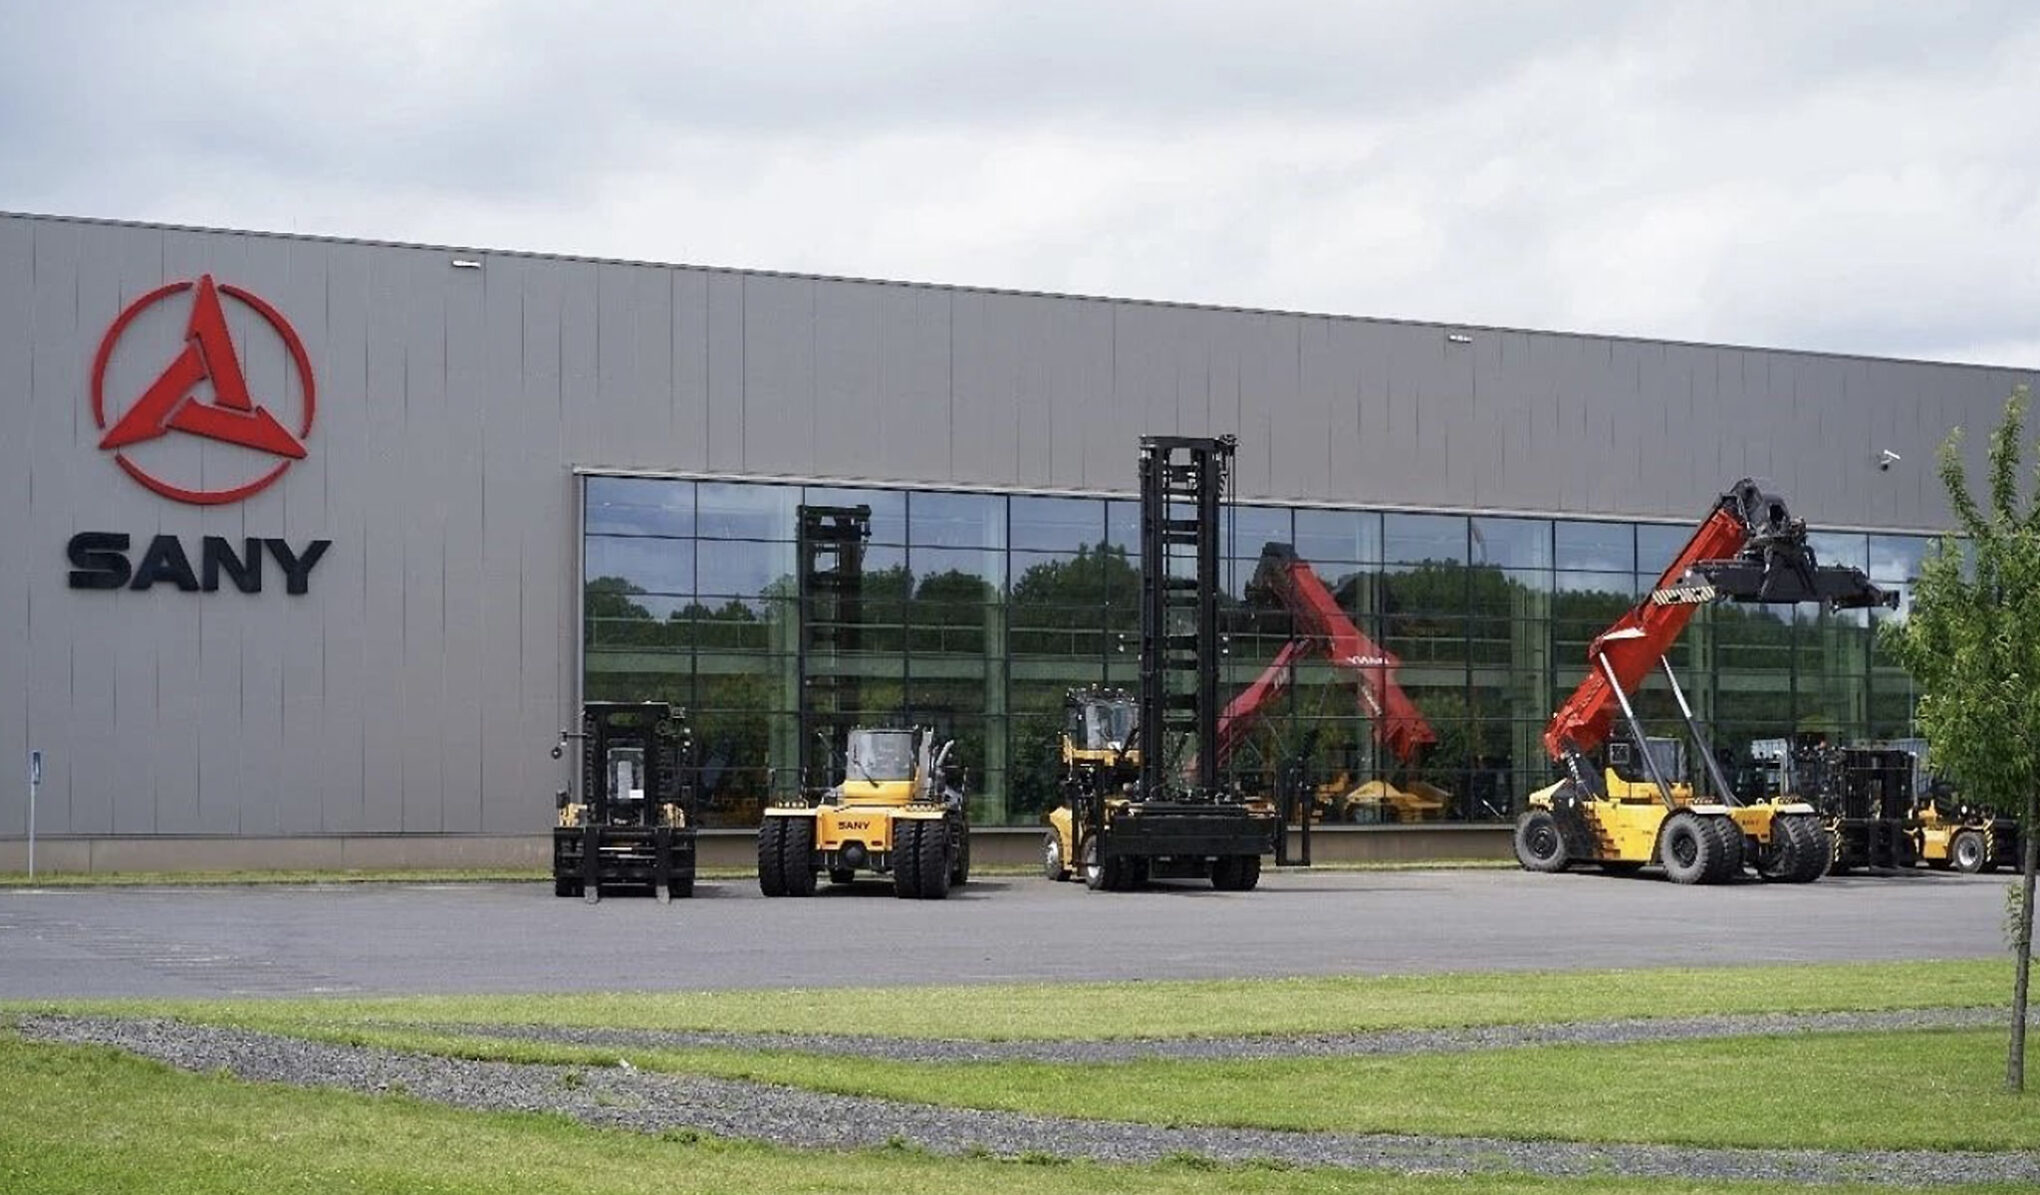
[1525,771,1803,863]
[764,779,953,859]
[757,726,971,899]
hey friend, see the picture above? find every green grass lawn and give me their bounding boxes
[11,960,2035,1154]
[25,959,2010,1042]
[161,1021,2038,1153]
[0,1035,2022,1195]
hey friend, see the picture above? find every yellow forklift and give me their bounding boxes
[1915,779,2021,873]
[758,725,971,899]
[1044,687,1138,880]
[1044,436,1293,892]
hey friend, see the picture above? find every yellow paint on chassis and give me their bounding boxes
[1527,771,1799,864]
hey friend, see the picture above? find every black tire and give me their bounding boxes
[828,868,857,886]
[554,877,582,899]
[1891,828,1918,870]
[757,818,787,897]
[1043,831,1071,882]
[1121,856,1149,890]
[782,818,818,897]
[669,874,694,900]
[915,819,953,900]
[1952,829,1987,874]
[1701,816,1745,883]
[1789,815,1831,883]
[1658,812,1717,885]
[1081,835,1106,891]
[894,819,924,898]
[1211,854,1262,891]
[1980,827,2002,874]
[1758,815,1826,884]
[1514,809,1570,873]
[950,823,971,887]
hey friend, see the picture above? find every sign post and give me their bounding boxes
[27,750,40,880]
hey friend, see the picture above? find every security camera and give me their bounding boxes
[1877,449,1901,471]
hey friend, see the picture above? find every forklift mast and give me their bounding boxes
[1137,435,1233,802]
[1543,478,1897,800]
[576,702,695,824]
[797,504,870,791]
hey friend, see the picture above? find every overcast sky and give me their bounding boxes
[3,1,2035,367]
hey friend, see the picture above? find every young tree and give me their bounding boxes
[1881,385,2040,1093]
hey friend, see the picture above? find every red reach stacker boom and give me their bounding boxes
[1517,479,1896,884]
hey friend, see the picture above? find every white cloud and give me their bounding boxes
[3,1,2035,367]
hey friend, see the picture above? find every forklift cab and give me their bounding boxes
[847,728,917,783]
[1067,693,1137,753]
[1608,736,1685,787]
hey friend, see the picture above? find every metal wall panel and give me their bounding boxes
[1046,298,1114,490]
[740,273,820,478]
[1,211,2033,845]
[813,280,884,482]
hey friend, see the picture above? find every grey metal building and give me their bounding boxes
[1,210,2030,872]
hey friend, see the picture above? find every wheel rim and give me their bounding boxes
[1527,823,1559,862]
[1044,836,1062,876]
[1669,826,1698,868]
[1082,841,1101,886]
[1957,836,1981,868]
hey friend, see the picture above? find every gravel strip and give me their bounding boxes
[18,1014,2040,1186]
[408,1006,2018,1063]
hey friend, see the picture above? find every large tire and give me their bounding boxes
[1081,835,1106,891]
[1702,816,1745,883]
[1790,815,1831,883]
[1658,812,1717,885]
[950,823,972,887]
[757,818,788,897]
[1211,854,1262,891]
[782,818,818,897]
[669,872,695,900]
[1513,809,1570,873]
[893,819,924,898]
[1758,815,1826,884]
[1980,827,2002,874]
[913,819,954,900]
[1952,829,1988,874]
[1043,831,1071,882]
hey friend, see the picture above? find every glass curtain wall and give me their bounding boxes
[582,475,1935,828]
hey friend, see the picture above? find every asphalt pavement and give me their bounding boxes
[0,867,2013,999]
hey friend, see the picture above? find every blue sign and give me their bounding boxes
[28,750,40,787]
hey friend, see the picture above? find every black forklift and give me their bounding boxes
[551,702,699,902]
[1062,434,1298,891]
[1792,740,1917,873]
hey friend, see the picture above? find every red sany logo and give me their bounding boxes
[90,274,316,506]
